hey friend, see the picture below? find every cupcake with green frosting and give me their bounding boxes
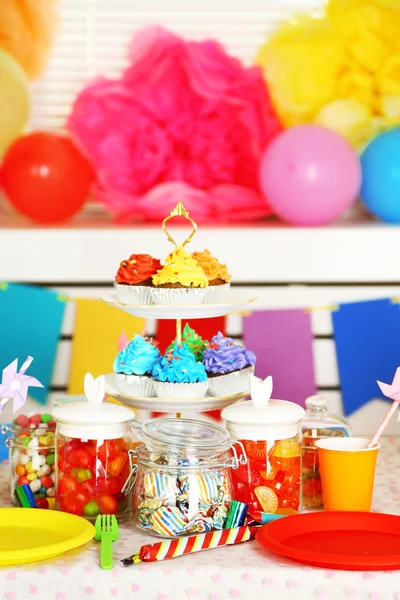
[166,324,208,362]
[152,344,209,399]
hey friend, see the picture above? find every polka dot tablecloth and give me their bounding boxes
[1,437,400,600]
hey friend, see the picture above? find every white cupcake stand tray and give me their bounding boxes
[103,202,256,416]
[103,295,256,415]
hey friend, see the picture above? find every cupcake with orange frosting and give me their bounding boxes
[114,253,162,304]
[151,245,208,305]
[192,249,231,303]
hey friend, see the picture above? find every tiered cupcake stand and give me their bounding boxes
[102,203,257,417]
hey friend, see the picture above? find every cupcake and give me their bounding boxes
[151,245,208,305]
[166,323,208,362]
[192,249,231,303]
[152,344,209,399]
[114,254,162,304]
[202,332,256,397]
[113,335,161,397]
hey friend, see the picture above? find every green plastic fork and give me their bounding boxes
[94,514,119,570]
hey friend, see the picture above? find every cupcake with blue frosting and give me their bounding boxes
[202,332,256,397]
[113,334,161,397]
[152,344,209,399]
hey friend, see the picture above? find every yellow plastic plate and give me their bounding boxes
[0,508,95,565]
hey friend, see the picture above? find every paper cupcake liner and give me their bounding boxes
[204,283,231,304]
[150,287,207,306]
[114,282,153,305]
[207,366,254,397]
[115,374,155,397]
[153,380,209,399]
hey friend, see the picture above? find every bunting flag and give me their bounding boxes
[243,309,316,408]
[332,299,400,416]
[68,298,145,394]
[155,317,226,354]
[0,282,66,404]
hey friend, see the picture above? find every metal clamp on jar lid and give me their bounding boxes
[123,417,247,495]
[222,375,305,441]
[52,373,135,440]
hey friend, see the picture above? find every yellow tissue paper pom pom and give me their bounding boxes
[0,0,58,79]
[337,68,376,110]
[256,16,345,127]
[314,99,374,149]
[377,56,400,96]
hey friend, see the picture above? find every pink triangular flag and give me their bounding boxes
[117,331,129,351]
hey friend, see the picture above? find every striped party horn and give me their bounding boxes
[120,525,257,567]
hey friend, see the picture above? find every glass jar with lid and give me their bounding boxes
[301,395,351,508]
[1,413,56,508]
[126,417,246,537]
[222,376,305,518]
[52,374,136,521]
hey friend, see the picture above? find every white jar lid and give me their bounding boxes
[222,375,305,440]
[52,374,134,440]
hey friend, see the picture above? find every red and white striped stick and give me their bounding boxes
[120,526,257,566]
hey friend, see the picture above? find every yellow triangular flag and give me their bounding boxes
[68,298,145,394]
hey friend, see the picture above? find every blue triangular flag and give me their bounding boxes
[0,283,66,404]
[332,298,400,416]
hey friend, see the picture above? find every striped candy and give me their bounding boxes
[150,506,190,537]
[143,472,178,500]
[140,526,257,561]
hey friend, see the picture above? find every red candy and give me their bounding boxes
[56,436,129,519]
[15,415,29,428]
[231,438,301,517]
[29,414,42,425]
[40,475,53,489]
[58,475,78,496]
[97,494,119,515]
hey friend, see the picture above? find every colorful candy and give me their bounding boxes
[10,414,56,507]
[135,467,232,537]
[120,525,257,566]
[225,500,248,529]
[57,436,130,520]
[231,438,301,516]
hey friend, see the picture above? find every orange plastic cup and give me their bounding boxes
[315,438,380,511]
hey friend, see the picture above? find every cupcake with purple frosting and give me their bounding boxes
[202,332,256,397]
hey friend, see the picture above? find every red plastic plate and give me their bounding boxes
[256,511,400,570]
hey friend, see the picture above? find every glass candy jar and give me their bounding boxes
[301,395,351,508]
[126,418,246,537]
[222,376,305,518]
[52,382,136,522]
[1,413,56,507]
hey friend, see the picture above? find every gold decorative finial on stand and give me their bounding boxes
[162,202,198,249]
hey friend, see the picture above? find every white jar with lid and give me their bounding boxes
[52,374,136,521]
[221,375,305,518]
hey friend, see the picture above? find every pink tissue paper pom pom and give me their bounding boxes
[68,26,282,223]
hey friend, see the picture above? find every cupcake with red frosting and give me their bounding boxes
[114,254,162,304]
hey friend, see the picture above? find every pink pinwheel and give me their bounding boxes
[368,367,400,447]
[0,357,43,413]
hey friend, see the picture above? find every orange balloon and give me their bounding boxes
[0,0,58,79]
[1,132,94,224]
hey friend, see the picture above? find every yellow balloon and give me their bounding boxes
[0,49,29,156]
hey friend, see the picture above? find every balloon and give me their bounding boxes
[1,132,94,224]
[0,49,30,155]
[260,125,361,225]
[360,128,400,223]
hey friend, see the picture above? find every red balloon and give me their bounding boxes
[1,132,94,223]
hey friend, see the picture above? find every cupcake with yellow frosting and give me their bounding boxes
[192,249,231,303]
[151,246,209,305]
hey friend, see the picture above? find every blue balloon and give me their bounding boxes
[360,128,400,223]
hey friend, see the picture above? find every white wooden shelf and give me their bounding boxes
[1,221,399,283]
